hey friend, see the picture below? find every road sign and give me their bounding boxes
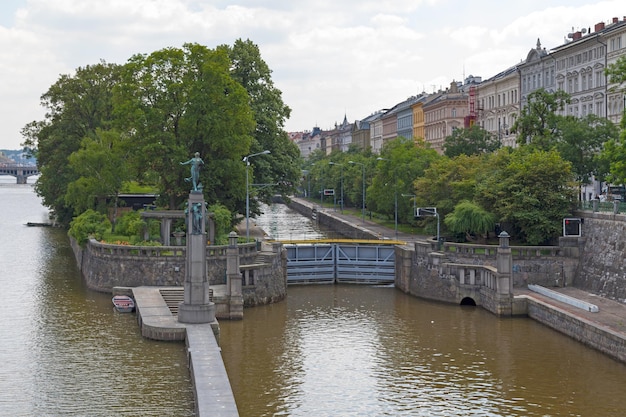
[324,189,335,196]
[416,207,437,217]
[563,218,582,237]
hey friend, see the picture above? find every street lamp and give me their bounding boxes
[328,162,344,213]
[349,160,365,224]
[377,157,398,239]
[243,150,270,241]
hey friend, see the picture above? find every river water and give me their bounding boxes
[4,185,626,416]
[220,203,626,417]
[0,180,194,416]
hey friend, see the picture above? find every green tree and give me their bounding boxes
[68,209,112,246]
[114,43,256,212]
[22,61,120,225]
[224,39,301,213]
[413,153,484,217]
[512,88,570,150]
[444,200,496,241]
[65,129,132,228]
[556,114,618,194]
[368,138,439,223]
[443,125,500,157]
[475,148,576,245]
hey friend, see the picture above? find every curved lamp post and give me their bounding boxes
[349,160,365,224]
[243,150,270,241]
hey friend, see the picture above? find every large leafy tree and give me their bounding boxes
[21,61,121,225]
[512,88,570,150]
[413,153,484,217]
[65,129,132,229]
[443,125,500,157]
[599,55,626,185]
[475,148,576,245]
[556,114,618,193]
[368,137,439,223]
[223,39,301,212]
[113,43,256,211]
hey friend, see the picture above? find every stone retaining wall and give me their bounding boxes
[575,211,626,302]
[71,238,286,309]
[525,296,626,363]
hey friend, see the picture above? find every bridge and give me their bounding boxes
[0,164,39,184]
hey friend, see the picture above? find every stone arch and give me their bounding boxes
[460,297,477,306]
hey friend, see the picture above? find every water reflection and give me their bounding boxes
[0,184,194,417]
[221,285,626,417]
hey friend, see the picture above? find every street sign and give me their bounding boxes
[563,218,582,237]
[324,189,335,196]
[416,207,437,217]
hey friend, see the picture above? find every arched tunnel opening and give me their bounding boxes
[460,297,477,306]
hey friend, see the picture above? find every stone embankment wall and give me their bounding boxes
[71,238,286,307]
[575,211,626,302]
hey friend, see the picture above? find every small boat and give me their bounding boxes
[112,295,135,313]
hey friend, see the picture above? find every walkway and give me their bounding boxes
[130,285,239,417]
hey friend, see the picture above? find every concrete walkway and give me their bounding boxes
[131,286,238,417]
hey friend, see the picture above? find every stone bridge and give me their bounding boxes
[0,164,39,184]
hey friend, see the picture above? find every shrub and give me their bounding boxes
[69,209,112,246]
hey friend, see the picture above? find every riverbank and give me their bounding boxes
[288,197,626,364]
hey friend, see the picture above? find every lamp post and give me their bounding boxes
[377,157,397,239]
[349,160,365,224]
[328,162,344,213]
[243,150,270,241]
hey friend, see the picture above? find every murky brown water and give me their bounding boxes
[0,182,194,416]
[220,204,626,417]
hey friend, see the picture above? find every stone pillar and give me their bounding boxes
[162,218,172,246]
[496,231,512,295]
[178,191,216,324]
[226,231,243,320]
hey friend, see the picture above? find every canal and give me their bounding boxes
[219,203,626,416]
[3,185,626,416]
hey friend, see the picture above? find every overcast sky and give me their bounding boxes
[0,0,624,150]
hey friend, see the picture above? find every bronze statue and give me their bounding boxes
[180,152,204,191]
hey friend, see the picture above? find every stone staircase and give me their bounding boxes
[159,287,215,315]
[159,288,184,315]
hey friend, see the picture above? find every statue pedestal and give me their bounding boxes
[178,191,215,324]
[178,301,216,323]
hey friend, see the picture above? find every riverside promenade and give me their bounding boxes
[290,197,626,363]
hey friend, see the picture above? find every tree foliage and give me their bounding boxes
[444,200,496,240]
[68,209,112,246]
[475,148,576,244]
[223,39,301,215]
[512,88,570,150]
[22,61,121,225]
[443,125,500,157]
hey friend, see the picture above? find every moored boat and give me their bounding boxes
[112,295,135,313]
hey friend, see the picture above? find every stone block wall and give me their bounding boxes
[575,212,626,302]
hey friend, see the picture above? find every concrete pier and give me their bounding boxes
[131,286,238,417]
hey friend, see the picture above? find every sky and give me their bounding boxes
[0,0,624,150]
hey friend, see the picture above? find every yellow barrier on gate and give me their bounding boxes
[267,238,407,245]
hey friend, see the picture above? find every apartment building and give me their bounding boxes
[476,65,519,148]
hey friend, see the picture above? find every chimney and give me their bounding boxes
[613,17,618,24]
[573,31,582,41]
[595,22,605,32]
